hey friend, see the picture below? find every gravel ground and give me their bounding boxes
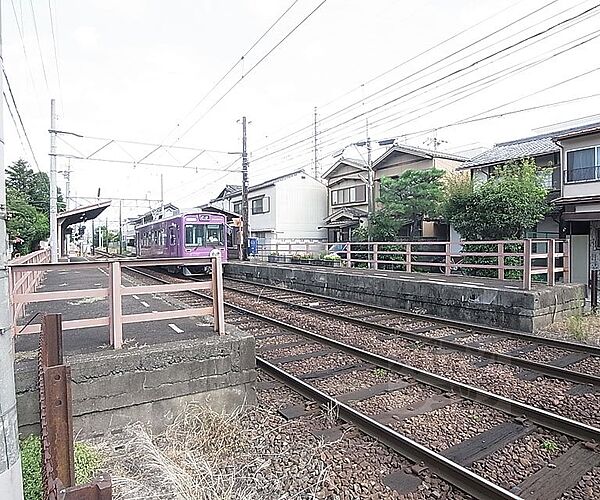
[283,352,361,376]
[538,313,600,347]
[262,342,326,359]
[221,291,600,425]
[518,346,572,363]
[567,355,600,375]
[311,369,410,396]
[394,401,508,452]
[560,466,600,499]
[257,333,303,347]
[470,430,573,492]
[476,338,531,353]
[353,385,438,415]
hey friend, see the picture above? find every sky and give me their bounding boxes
[2,0,600,228]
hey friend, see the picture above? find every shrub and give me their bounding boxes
[20,435,102,500]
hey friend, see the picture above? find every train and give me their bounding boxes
[135,212,228,275]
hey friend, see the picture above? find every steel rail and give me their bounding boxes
[259,357,521,500]
[223,276,600,355]
[122,266,600,441]
[222,282,600,387]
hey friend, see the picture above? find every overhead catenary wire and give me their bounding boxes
[248,4,600,168]
[28,0,50,92]
[251,0,573,155]
[47,0,63,111]
[161,0,300,144]
[172,0,329,145]
[3,91,27,155]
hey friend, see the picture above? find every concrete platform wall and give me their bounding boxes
[16,330,256,437]
[225,263,585,332]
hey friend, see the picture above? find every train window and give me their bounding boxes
[206,224,224,245]
[185,224,205,246]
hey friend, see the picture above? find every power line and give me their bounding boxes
[28,0,50,91]
[252,0,595,158]
[173,0,329,145]
[162,0,300,143]
[249,4,600,167]
[2,67,41,170]
[3,91,27,155]
[47,0,63,110]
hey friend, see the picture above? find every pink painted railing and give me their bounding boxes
[9,248,51,324]
[9,255,225,348]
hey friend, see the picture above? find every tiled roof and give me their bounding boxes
[552,121,600,140]
[460,135,559,169]
[373,144,467,168]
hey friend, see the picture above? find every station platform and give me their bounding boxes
[15,257,215,359]
[224,262,586,332]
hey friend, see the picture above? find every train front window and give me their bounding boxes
[185,224,205,246]
[206,224,224,245]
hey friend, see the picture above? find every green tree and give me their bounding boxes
[443,159,550,240]
[7,189,49,254]
[361,168,446,241]
[6,159,65,213]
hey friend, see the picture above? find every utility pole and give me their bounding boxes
[49,99,58,262]
[366,118,374,244]
[313,106,319,179]
[0,2,25,495]
[160,173,164,219]
[118,200,123,254]
[64,160,71,210]
[105,217,109,253]
[241,117,249,261]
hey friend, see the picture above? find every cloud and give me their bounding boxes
[73,26,99,51]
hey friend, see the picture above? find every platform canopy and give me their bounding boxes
[58,200,112,228]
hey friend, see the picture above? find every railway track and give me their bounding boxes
[120,265,600,499]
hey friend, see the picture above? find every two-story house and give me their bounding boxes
[321,158,369,241]
[205,169,327,243]
[459,134,562,238]
[321,144,467,241]
[553,122,600,285]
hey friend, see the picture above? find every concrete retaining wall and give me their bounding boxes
[224,263,585,332]
[16,330,256,437]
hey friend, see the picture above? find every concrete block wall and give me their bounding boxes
[225,263,585,332]
[16,330,256,437]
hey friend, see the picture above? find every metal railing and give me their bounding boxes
[253,239,569,290]
[10,255,226,347]
[9,248,51,323]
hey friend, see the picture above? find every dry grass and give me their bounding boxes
[97,403,332,500]
[540,310,600,346]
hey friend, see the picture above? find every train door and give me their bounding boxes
[168,225,178,257]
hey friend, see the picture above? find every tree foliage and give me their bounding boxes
[5,159,64,255]
[360,168,446,241]
[443,159,550,240]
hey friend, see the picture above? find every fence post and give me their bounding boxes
[372,243,378,270]
[523,239,532,290]
[108,261,123,349]
[212,253,226,334]
[547,239,556,286]
[498,242,505,280]
[444,242,451,276]
[406,243,412,273]
[563,239,570,283]
[346,242,352,268]
[591,269,598,310]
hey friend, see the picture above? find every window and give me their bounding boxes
[251,196,270,214]
[206,224,224,245]
[233,201,242,214]
[331,185,367,206]
[185,224,205,246]
[566,146,600,182]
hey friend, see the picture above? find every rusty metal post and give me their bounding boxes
[591,269,598,310]
[108,262,123,349]
[43,365,75,489]
[57,474,112,499]
[40,314,63,367]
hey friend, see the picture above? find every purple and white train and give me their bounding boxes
[135,212,227,275]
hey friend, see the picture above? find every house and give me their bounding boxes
[321,144,466,241]
[553,121,600,285]
[130,203,180,226]
[321,158,369,241]
[205,169,327,243]
[459,134,562,238]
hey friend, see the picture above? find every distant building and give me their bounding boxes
[553,121,600,285]
[205,169,327,243]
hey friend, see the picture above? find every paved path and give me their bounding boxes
[15,258,215,358]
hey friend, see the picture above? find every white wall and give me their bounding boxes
[275,174,327,240]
